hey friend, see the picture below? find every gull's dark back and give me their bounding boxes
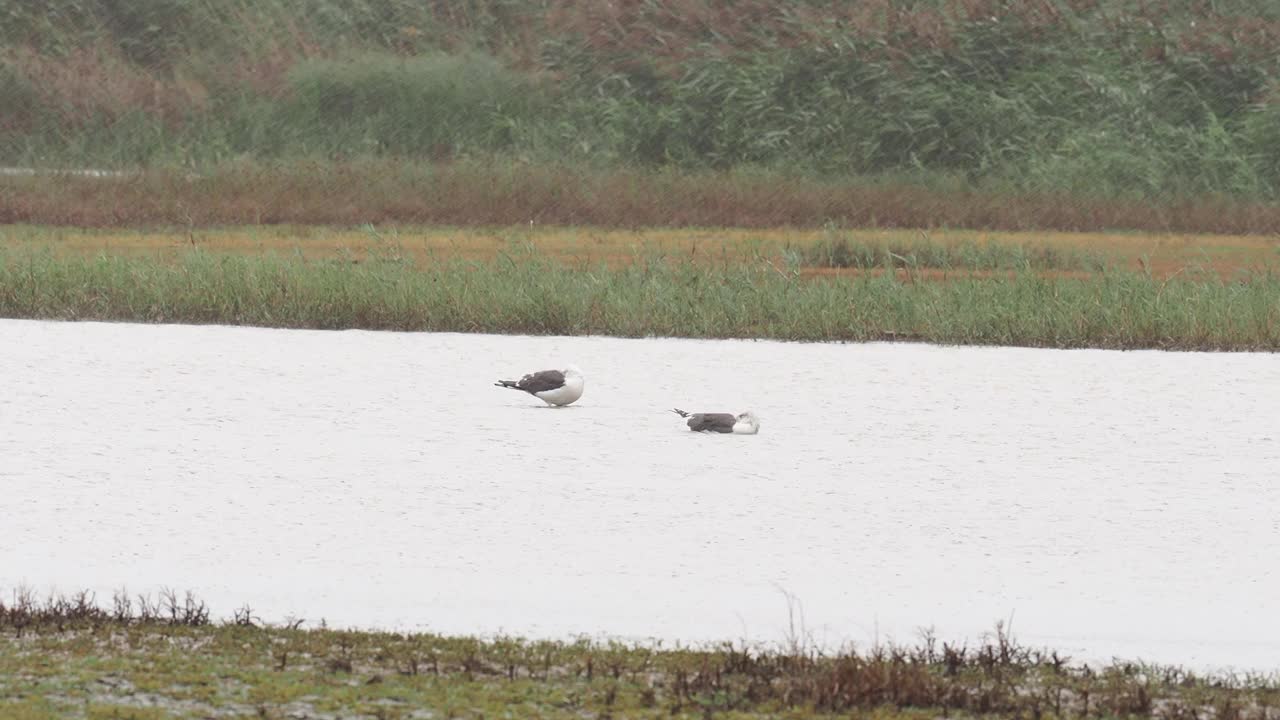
[513,369,566,394]
[672,409,737,433]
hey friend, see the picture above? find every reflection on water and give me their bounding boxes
[2,319,1278,670]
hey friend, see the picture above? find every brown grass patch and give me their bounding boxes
[6,224,1276,280]
[7,164,1280,236]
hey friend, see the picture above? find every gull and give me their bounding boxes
[495,365,585,407]
[671,408,761,434]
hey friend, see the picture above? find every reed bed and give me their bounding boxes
[5,1,1280,221]
[2,243,1276,350]
[3,588,1279,719]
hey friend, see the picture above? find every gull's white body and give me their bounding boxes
[534,371,584,407]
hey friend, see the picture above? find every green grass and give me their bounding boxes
[789,228,1110,273]
[3,589,1279,719]
[2,242,1277,350]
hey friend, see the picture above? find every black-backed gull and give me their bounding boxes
[671,408,760,434]
[495,365,585,407]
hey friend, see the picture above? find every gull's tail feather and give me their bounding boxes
[671,408,690,418]
[496,380,522,390]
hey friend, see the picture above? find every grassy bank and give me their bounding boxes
[3,589,1278,719]
[4,1,1280,210]
[2,238,1277,350]
[6,222,1275,278]
[11,163,1280,234]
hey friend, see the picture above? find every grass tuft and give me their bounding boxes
[791,226,1110,272]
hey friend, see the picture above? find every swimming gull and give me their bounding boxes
[495,365,585,407]
[671,408,760,434]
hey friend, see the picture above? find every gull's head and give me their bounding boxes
[564,364,584,379]
[736,411,761,432]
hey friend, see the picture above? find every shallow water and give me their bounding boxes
[3,319,1278,671]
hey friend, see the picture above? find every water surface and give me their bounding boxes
[2,319,1277,671]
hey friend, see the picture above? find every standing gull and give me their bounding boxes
[495,365,585,407]
[671,408,760,434]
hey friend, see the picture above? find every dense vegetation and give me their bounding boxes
[4,0,1280,206]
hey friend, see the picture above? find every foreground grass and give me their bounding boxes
[1,239,1278,350]
[3,590,1279,720]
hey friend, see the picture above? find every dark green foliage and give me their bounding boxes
[0,60,42,132]
[277,53,544,158]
